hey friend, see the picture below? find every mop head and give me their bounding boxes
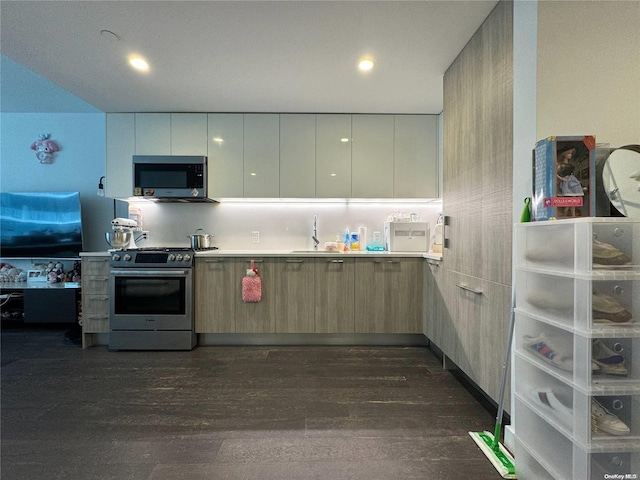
[469,431,516,479]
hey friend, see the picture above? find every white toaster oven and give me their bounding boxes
[384,221,429,252]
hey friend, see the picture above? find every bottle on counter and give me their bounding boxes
[357,226,367,251]
[343,228,351,252]
[350,233,359,251]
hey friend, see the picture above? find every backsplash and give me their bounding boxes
[126,200,443,251]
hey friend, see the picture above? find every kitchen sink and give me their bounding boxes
[289,250,342,254]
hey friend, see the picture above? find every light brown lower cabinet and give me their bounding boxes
[194,257,237,333]
[433,269,511,402]
[274,258,315,333]
[234,258,276,333]
[194,256,423,335]
[314,257,355,333]
[354,257,423,334]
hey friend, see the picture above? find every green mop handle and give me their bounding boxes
[493,287,516,452]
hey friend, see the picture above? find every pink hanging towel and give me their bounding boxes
[242,260,262,302]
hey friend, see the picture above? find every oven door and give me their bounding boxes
[110,268,193,331]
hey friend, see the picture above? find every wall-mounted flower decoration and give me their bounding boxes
[30,133,60,164]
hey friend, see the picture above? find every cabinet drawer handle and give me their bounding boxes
[327,259,344,263]
[204,259,224,263]
[456,283,483,295]
[286,259,304,263]
[374,260,400,264]
[247,259,264,263]
[426,260,439,267]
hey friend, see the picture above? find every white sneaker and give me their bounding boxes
[524,334,573,372]
[529,388,573,429]
[592,398,630,436]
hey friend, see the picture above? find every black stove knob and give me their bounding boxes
[112,253,120,261]
[168,254,176,261]
[183,254,192,262]
[176,254,184,261]
[124,254,132,262]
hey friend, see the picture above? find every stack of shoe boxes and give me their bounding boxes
[513,218,640,479]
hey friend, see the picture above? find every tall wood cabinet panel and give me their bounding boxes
[194,258,236,333]
[440,0,513,406]
[354,258,422,333]
[351,115,394,198]
[171,113,207,155]
[105,113,134,198]
[81,255,110,336]
[315,114,352,198]
[394,115,439,198]
[207,114,244,198]
[424,259,446,345]
[135,113,170,154]
[280,114,316,198]
[314,257,355,333]
[235,258,276,333]
[243,114,279,197]
[274,258,315,333]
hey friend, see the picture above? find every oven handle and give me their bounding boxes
[111,270,190,276]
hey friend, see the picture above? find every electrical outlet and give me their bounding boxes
[139,231,149,241]
[252,231,260,243]
[373,231,382,244]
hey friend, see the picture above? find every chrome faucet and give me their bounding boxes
[312,214,319,251]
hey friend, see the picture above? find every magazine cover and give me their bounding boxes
[532,136,596,221]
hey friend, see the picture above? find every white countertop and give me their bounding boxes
[195,249,442,260]
[81,250,443,261]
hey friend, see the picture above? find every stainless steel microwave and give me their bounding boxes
[133,155,214,202]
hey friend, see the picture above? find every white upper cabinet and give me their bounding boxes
[171,114,207,155]
[243,114,280,197]
[280,114,316,198]
[208,114,244,198]
[105,113,134,198]
[316,114,352,198]
[105,112,439,200]
[394,115,438,198]
[351,115,394,198]
[134,113,170,154]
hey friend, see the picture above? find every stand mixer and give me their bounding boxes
[106,217,140,249]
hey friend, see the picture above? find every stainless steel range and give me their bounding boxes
[109,247,196,350]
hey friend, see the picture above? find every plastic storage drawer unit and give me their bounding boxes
[516,310,640,390]
[515,396,640,480]
[516,269,639,332]
[515,218,640,273]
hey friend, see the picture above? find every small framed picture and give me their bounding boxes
[27,270,46,282]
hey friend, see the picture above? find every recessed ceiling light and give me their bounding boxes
[330,173,337,177]
[340,138,350,143]
[128,56,150,72]
[212,137,224,144]
[100,30,120,41]
[358,58,375,72]
[250,172,257,176]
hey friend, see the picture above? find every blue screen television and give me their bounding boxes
[0,191,83,258]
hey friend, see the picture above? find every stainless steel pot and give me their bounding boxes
[188,228,214,249]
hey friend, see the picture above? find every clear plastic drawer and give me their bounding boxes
[515,397,640,480]
[515,312,640,391]
[516,269,640,332]
[515,219,640,273]
[516,355,640,446]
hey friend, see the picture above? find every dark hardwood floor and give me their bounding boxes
[1,325,504,479]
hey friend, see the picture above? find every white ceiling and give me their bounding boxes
[0,0,497,114]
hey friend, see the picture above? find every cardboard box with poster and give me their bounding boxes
[532,135,596,221]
